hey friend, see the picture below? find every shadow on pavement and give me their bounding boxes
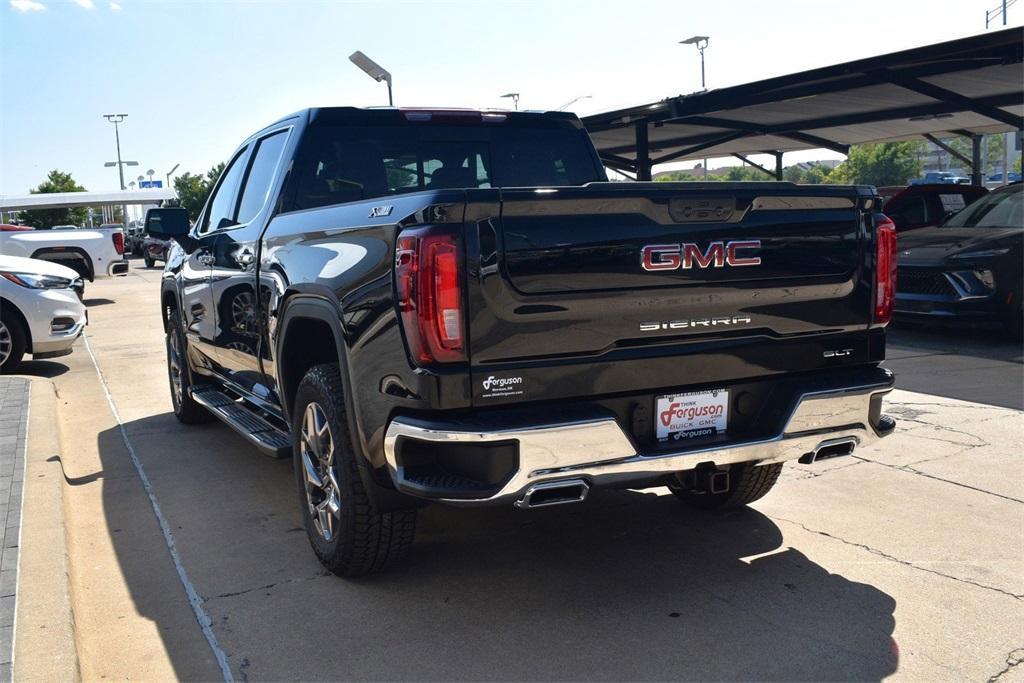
[886,322,1023,409]
[98,414,899,681]
[83,298,116,307]
[15,360,69,378]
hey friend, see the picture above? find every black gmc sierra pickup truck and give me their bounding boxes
[146,107,897,576]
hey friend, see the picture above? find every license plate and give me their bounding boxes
[656,389,728,443]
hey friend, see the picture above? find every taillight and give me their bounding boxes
[874,213,897,325]
[112,231,125,255]
[395,228,465,364]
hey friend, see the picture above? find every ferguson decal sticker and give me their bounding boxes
[480,375,524,399]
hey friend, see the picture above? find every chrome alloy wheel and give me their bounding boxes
[300,402,341,542]
[167,327,184,406]
[0,320,11,368]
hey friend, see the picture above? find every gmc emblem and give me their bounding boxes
[641,240,761,271]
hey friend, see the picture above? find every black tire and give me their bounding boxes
[669,462,783,510]
[0,310,27,374]
[292,363,416,577]
[144,255,155,268]
[165,307,213,424]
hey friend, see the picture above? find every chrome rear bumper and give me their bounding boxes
[383,374,894,506]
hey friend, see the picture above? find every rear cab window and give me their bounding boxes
[283,114,604,212]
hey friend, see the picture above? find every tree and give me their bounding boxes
[19,170,89,228]
[827,141,923,186]
[173,162,226,221]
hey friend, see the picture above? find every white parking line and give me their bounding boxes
[83,334,233,682]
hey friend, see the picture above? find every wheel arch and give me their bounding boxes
[277,294,418,512]
[30,247,94,282]
[0,297,32,353]
[276,295,349,421]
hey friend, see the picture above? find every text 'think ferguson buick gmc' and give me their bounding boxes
[146,107,897,576]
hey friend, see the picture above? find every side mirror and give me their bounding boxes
[145,207,190,238]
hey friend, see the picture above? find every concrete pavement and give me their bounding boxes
[11,260,1024,681]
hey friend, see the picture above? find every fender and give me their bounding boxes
[277,295,420,512]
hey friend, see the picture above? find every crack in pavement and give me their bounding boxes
[888,416,990,447]
[988,648,1024,682]
[853,456,1024,505]
[788,460,866,480]
[771,516,1024,601]
[205,572,329,602]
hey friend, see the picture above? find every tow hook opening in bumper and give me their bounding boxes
[515,479,589,509]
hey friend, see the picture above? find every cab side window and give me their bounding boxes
[201,147,249,233]
[236,131,289,225]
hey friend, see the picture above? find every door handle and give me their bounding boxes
[236,249,255,266]
[197,253,216,266]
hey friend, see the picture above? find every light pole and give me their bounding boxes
[680,36,710,90]
[500,93,520,111]
[349,51,393,105]
[166,163,180,189]
[104,113,133,226]
[680,36,711,178]
[556,95,591,111]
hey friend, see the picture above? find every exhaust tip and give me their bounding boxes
[800,437,858,465]
[515,479,589,509]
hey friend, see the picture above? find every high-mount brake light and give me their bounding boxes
[400,109,509,124]
[395,228,465,364]
[112,231,125,255]
[874,213,897,325]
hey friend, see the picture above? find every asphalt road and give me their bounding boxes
[19,261,1024,681]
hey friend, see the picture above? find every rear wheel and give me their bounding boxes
[669,462,783,510]
[144,255,155,268]
[0,312,27,374]
[165,307,213,424]
[293,363,416,577]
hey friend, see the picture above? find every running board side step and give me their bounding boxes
[190,388,291,458]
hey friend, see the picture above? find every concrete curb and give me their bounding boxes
[13,379,80,682]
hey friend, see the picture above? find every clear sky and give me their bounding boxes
[1,0,1020,194]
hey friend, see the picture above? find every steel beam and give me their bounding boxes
[650,131,751,166]
[774,152,784,181]
[923,133,973,167]
[731,153,774,178]
[777,131,850,155]
[635,122,651,181]
[876,69,1024,129]
[971,134,984,186]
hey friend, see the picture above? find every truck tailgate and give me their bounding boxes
[466,182,877,404]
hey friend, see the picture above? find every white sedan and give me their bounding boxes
[0,254,87,372]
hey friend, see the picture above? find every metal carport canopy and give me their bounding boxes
[0,187,176,211]
[582,27,1023,180]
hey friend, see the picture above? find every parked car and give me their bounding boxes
[141,234,171,268]
[987,172,1022,183]
[0,254,87,372]
[147,106,897,576]
[0,224,33,232]
[51,224,79,230]
[910,171,970,185]
[881,184,988,232]
[895,183,1023,339]
[0,224,128,281]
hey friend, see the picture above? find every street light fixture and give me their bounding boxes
[556,94,592,111]
[348,51,393,105]
[679,35,710,90]
[500,92,520,111]
[166,163,180,188]
[680,36,711,179]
